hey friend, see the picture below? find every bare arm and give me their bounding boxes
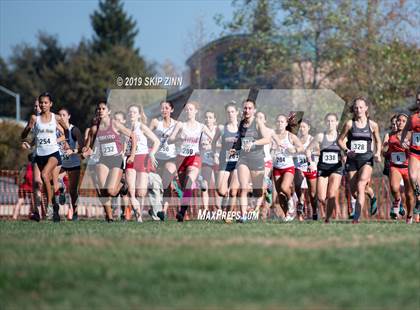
[21,115,36,140]
[149,118,158,132]
[338,120,352,152]
[306,133,321,161]
[114,120,136,159]
[371,121,382,162]
[168,122,183,143]
[141,123,160,155]
[382,132,390,155]
[56,115,70,141]
[254,120,271,146]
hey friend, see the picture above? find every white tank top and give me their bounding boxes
[62,125,81,168]
[154,118,177,160]
[35,113,59,156]
[273,132,295,169]
[178,122,204,156]
[201,127,216,166]
[126,122,148,155]
[296,135,313,171]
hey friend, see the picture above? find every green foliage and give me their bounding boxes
[2,0,152,131]
[0,122,28,170]
[90,0,139,54]
[217,0,420,122]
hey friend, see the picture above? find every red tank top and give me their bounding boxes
[411,112,420,151]
[96,120,123,157]
[388,133,408,167]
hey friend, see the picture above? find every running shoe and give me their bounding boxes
[236,216,248,223]
[265,191,272,204]
[148,209,160,221]
[414,201,420,215]
[58,188,66,205]
[399,205,406,217]
[52,203,60,222]
[297,203,305,222]
[406,216,413,224]
[351,219,360,224]
[312,213,318,221]
[369,196,377,216]
[390,210,398,220]
[176,211,184,222]
[47,204,54,220]
[120,213,126,222]
[297,202,304,215]
[349,207,355,220]
[29,212,40,222]
[132,208,143,223]
[156,211,165,221]
[284,214,294,222]
[72,212,78,221]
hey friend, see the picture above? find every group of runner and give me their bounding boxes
[18,92,420,224]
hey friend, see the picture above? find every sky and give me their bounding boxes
[0,0,235,71]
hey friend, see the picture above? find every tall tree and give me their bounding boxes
[214,0,289,89]
[217,0,420,119]
[90,0,139,54]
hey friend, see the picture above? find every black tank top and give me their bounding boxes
[220,124,240,162]
[318,132,342,169]
[234,118,264,155]
[346,119,373,159]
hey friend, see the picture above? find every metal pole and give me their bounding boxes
[16,94,20,122]
[0,85,20,122]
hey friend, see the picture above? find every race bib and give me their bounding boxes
[322,152,339,164]
[412,132,420,147]
[225,150,239,162]
[296,155,307,165]
[274,152,286,166]
[159,142,170,153]
[180,143,195,156]
[391,152,406,165]
[101,142,118,156]
[203,151,213,161]
[350,140,367,154]
[241,137,254,150]
[39,138,52,146]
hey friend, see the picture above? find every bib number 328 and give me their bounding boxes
[350,140,367,154]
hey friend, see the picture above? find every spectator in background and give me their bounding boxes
[13,154,34,220]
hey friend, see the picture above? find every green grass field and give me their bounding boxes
[1,220,419,310]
